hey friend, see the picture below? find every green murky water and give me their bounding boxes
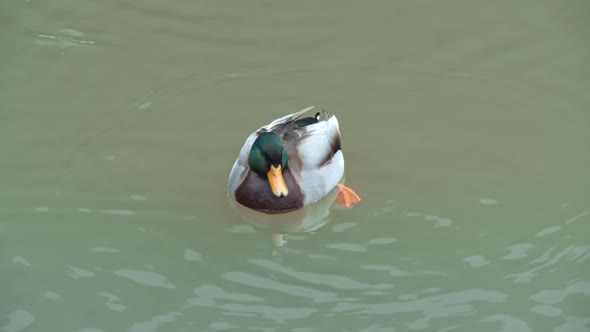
[1,1,589,331]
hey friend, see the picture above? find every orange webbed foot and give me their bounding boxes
[335,183,361,208]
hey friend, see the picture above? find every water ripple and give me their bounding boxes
[91,247,120,254]
[405,211,454,227]
[369,207,394,217]
[68,266,95,279]
[220,303,316,323]
[554,318,590,332]
[249,258,393,290]
[331,222,357,232]
[530,280,590,305]
[502,243,534,260]
[186,285,318,323]
[113,269,175,288]
[208,322,238,330]
[360,264,445,278]
[1,310,35,332]
[530,304,563,317]
[480,314,532,332]
[128,312,181,332]
[99,292,127,312]
[184,249,202,262]
[479,198,499,205]
[43,291,61,300]
[221,272,342,303]
[564,211,589,224]
[536,226,561,237]
[99,209,136,216]
[12,256,32,267]
[463,255,490,268]
[187,285,263,305]
[36,31,95,47]
[331,289,507,320]
[368,237,397,245]
[361,264,394,272]
[325,242,367,252]
[506,245,590,283]
[357,325,392,332]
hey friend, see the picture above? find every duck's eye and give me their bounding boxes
[315,112,320,120]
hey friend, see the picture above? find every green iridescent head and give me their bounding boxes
[248,132,289,197]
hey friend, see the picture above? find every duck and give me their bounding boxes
[228,106,360,214]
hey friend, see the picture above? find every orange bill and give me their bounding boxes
[267,165,289,198]
[335,183,361,207]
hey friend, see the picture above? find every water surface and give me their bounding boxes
[1,1,589,331]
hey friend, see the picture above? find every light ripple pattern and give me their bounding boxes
[113,269,175,289]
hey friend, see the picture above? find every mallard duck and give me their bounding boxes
[228,106,360,214]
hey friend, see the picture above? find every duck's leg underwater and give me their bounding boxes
[335,183,361,207]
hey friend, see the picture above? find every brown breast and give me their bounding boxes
[234,168,304,214]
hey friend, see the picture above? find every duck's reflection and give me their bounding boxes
[229,185,343,248]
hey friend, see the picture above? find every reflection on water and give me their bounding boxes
[2,0,590,331]
[128,312,182,332]
[3,196,589,331]
[1,202,589,330]
[43,292,61,301]
[90,247,120,254]
[68,266,95,279]
[11,256,32,268]
[228,184,340,234]
[114,270,176,289]
[2,310,35,332]
[502,243,534,260]
[36,33,95,47]
[404,211,454,227]
[99,292,127,312]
